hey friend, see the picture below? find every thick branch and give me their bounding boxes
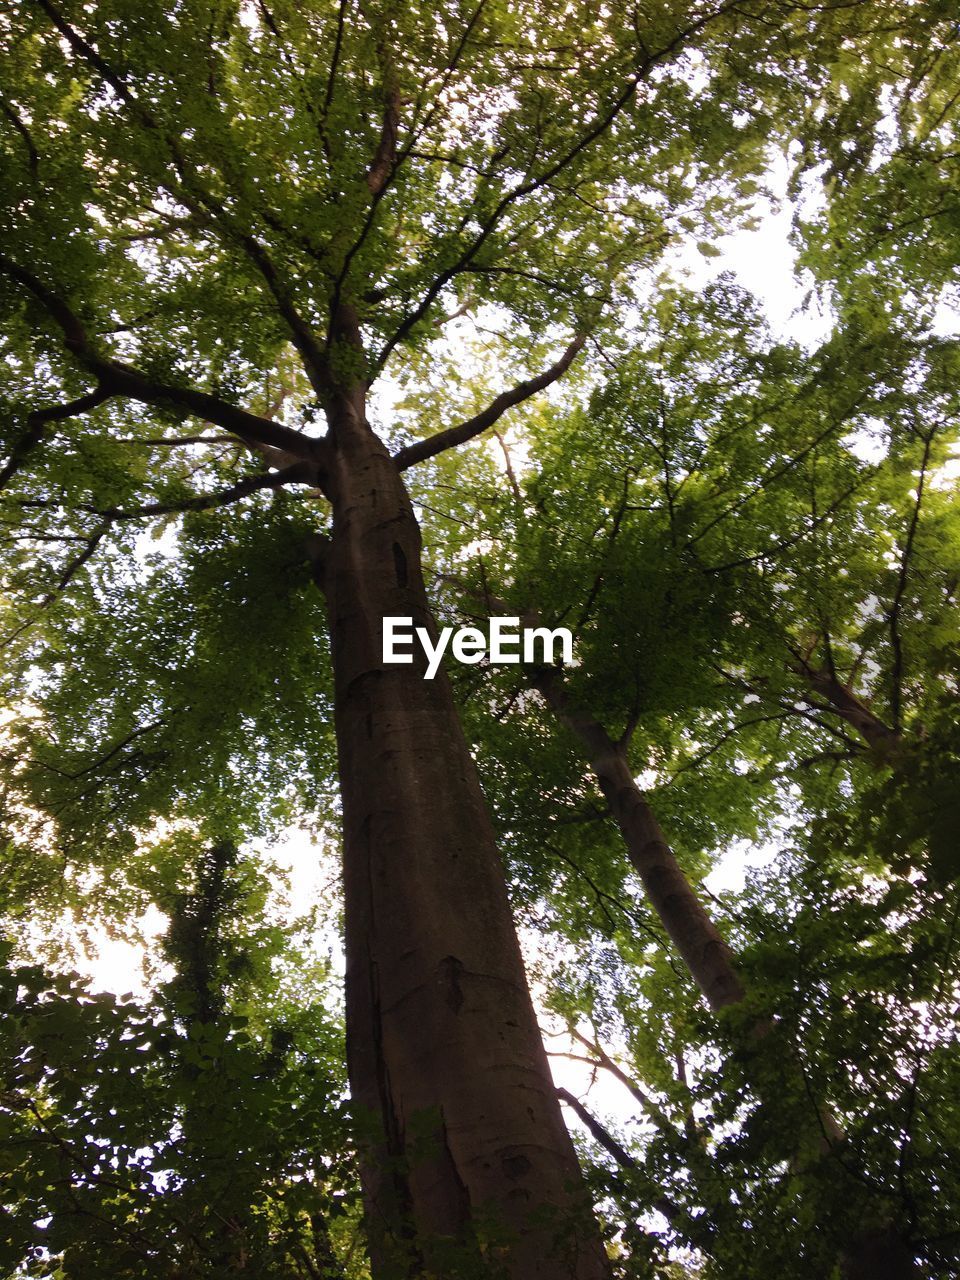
[0,254,319,464]
[792,658,901,753]
[92,462,311,520]
[232,231,331,393]
[393,334,585,470]
[102,363,316,463]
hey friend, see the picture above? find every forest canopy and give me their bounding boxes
[0,1,958,1278]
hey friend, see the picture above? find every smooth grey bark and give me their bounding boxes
[533,666,745,1011]
[316,388,610,1280]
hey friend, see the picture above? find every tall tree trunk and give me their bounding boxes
[317,394,609,1280]
[532,669,920,1278]
[533,668,744,1010]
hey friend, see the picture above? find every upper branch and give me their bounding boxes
[365,83,401,197]
[392,333,585,470]
[555,1082,712,1246]
[0,97,40,174]
[34,0,331,391]
[568,1028,677,1134]
[326,0,488,326]
[888,424,935,731]
[229,231,330,393]
[374,0,740,374]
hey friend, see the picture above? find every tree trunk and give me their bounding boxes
[318,395,609,1280]
[533,669,745,1010]
[840,1227,917,1280]
[532,671,919,1277]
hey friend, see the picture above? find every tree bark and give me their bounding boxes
[795,661,901,754]
[317,394,609,1280]
[533,669,745,1010]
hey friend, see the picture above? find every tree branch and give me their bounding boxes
[703,471,873,575]
[325,0,489,329]
[557,1087,636,1170]
[318,0,350,156]
[567,1029,677,1134]
[790,655,900,753]
[557,1086,707,1242]
[230,230,331,393]
[92,462,311,521]
[393,333,585,470]
[114,433,237,448]
[0,386,111,493]
[688,404,868,552]
[32,0,332,391]
[365,83,401,196]
[374,0,741,373]
[0,97,40,174]
[575,467,634,633]
[888,425,935,731]
[0,254,320,464]
[2,467,307,651]
[0,522,111,650]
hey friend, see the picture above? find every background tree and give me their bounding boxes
[419,278,960,1276]
[1,837,354,1279]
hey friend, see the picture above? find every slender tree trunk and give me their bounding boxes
[317,394,609,1279]
[533,668,745,1010]
[532,670,921,1278]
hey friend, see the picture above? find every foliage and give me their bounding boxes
[0,0,959,1277]
[0,840,357,1279]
